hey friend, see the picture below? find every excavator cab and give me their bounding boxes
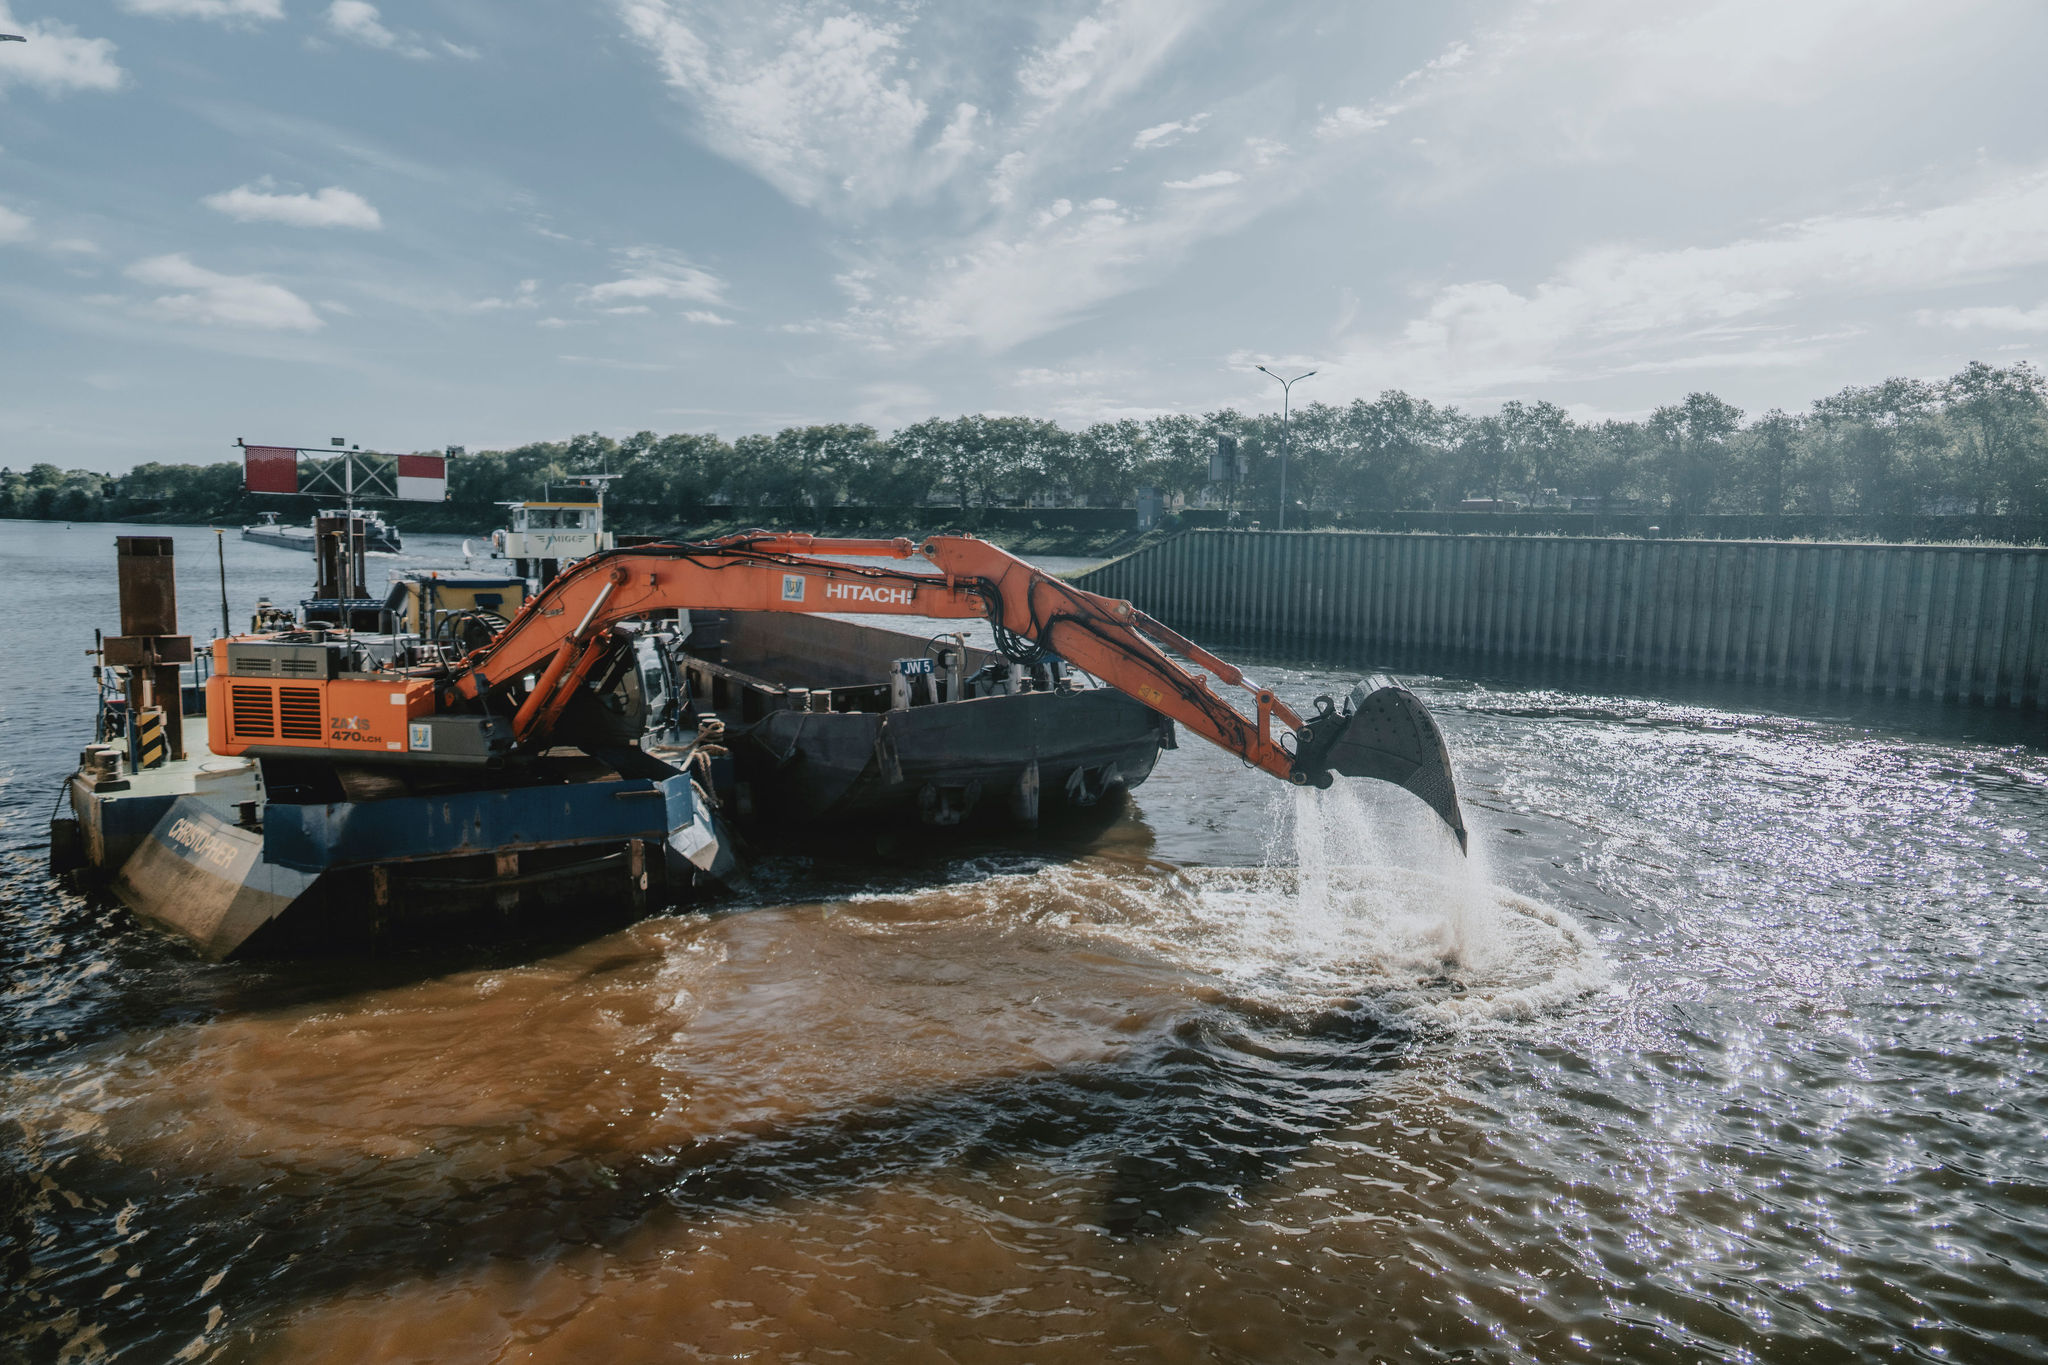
[1287,675,1467,852]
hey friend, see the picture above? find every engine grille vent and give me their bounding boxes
[278,687,322,740]
[230,685,275,739]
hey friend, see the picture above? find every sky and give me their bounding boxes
[2,0,2046,474]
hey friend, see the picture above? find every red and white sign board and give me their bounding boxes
[243,445,300,494]
[396,453,447,502]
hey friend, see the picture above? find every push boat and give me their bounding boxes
[486,484,614,584]
[53,531,1469,960]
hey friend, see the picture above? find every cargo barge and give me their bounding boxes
[683,611,1172,833]
[244,508,403,554]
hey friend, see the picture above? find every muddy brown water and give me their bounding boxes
[3,521,2047,1363]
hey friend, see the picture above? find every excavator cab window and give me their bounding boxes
[634,633,675,730]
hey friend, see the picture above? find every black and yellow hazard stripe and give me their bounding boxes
[134,707,168,770]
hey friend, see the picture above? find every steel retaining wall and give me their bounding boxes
[1070,531,2048,708]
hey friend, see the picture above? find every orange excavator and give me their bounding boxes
[208,534,1467,849]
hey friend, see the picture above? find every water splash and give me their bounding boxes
[1091,780,1607,1027]
[872,781,1614,1030]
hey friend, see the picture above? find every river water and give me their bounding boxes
[3,520,2045,1363]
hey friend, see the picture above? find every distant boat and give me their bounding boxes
[242,508,402,554]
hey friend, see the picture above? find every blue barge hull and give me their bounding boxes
[78,750,731,959]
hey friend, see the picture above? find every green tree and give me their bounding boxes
[1453,414,1509,502]
[1649,392,1743,514]
[1497,399,1575,497]
[1735,409,1800,514]
[1279,401,1347,521]
[1073,420,1148,506]
[1137,413,1212,501]
[1339,391,1457,510]
[1945,360,2048,515]
[1810,378,1943,516]
[1565,420,1653,507]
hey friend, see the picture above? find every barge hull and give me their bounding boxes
[115,798,317,958]
[743,688,1173,829]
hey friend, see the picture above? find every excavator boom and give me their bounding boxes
[443,533,1466,850]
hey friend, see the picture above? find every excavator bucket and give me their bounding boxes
[1289,674,1468,853]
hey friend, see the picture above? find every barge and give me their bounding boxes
[54,528,1470,960]
[244,508,403,555]
[683,611,1173,833]
[55,536,734,958]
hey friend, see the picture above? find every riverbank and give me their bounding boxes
[648,513,1161,558]
[12,510,1167,560]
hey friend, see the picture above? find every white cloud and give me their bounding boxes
[1356,0,1992,176]
[845,193,1268,352]
[683,309,734,326]
[582,247,727,310]
[1162,170,1240,190]
[987,150,1029,207]
[472,279,540,312]
[1315,106,1386,140]
[617,0,2017,384]
[202,183,383,230]
[615,4,938,215]
[0,203,30,245]
[615,0,1207,217]
[1017,0,1209,116]
[327,0,397,46]
[1133,114,1206,149]
[118,0,282,22]
[1243,137,1287,168]
[1325,167,2048,396]
[1311,37,1472,143]
[1922,301,2048,333]
[324,1,439,60]
[126,254,325,331]
[933,102,979,158]
[834,269,875,304]
[0,6,124,96]
[1033,197,1075,227]
[1568,1,1943,112]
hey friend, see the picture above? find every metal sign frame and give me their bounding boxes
[300,451,397,502]
[236,439,411,514]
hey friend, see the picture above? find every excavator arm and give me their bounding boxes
[448,533,1467,850]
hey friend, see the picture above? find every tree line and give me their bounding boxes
[5,360,2044,525]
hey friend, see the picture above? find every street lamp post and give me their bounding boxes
[1256,364,1315,531]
